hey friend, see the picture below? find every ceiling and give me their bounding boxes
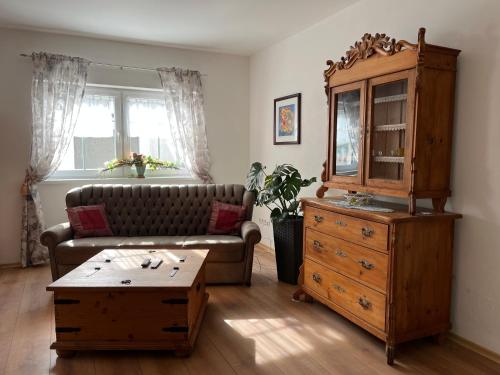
[0,0,355,55]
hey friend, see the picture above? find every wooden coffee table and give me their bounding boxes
[47,249,209,358]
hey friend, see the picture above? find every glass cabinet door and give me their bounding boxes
[366,71,413,186]
[330,82,365,183]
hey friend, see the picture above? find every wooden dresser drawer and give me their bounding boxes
[305,228,388,292]
[304,259,386,331]
[304,206,389,251]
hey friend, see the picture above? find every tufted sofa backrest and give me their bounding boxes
[66,184,255,236]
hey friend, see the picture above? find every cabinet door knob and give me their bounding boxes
[312,273,321,283]
[358,297,372,310]
[335,220,347,227]
[332,284,345,293]
[358,259,375,270]
[313,240,323,251]
[361,227,374,237]
[335,249,347,257]
[314,215,324,223]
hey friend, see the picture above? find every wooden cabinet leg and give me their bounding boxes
[56,349,76,358]
[292,288,304,301]
[315,161,328,198]
[386,344,396,365]
[409,194,416,215]
[292,288,313,303]
[292,263,305,302]
[432,197,447,213]
[432,332,447,345]
[316,185,328,198]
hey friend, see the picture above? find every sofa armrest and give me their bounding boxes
[241,221,261,286]
[40,222,73,247]
[40,222,73,281]
[241,220,261,244]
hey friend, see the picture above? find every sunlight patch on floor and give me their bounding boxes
[224,317,346,364]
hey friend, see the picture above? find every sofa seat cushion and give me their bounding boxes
[184,235,244,262]
[55,235,244,265]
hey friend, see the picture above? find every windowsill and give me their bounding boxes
[42,175,199,185]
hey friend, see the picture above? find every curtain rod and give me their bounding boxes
[19,53,207,76]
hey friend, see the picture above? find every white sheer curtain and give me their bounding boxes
[157,68,213,183]
[21,52,89,266]
[126,96,177,161]
[59,94,116,171]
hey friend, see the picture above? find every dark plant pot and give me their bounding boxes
[272,216,304,285]
[135,165,146,178]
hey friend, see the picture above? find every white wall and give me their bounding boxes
[249,0,500,354]
[0,28,249,264]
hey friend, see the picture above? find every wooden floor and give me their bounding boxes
[1,247,499,375]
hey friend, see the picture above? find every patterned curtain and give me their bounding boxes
[157,68,213,183]
[21,52,90,267]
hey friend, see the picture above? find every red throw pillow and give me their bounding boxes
[207,201,247,235]
[66,204,113,239]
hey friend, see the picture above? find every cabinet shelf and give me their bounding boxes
[374,123,407,132]
[374,94,407,104]
[373,156,405,163]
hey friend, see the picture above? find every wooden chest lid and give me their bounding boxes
[47,249,209,292]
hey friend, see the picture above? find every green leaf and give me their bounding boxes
[280,171,302,201]
[288,201,299,212]
[257,191,275,206]
[274,164,297,177]
[270,207,282,220]
[246,162,265,193]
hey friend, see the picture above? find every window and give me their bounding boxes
[53,86,188,179]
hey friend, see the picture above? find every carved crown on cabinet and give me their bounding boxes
[324,28,425,85]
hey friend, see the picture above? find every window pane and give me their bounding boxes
[126,96,177,163]
[369,79,408,181]
[58,94,116,171]
[335,89,360,176]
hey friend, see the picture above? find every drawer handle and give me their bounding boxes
[358,259,375,270]
[335,249,347,257]
[313,240,323,251]
[358,297,372,310]
[361,227,374,237]
[335,220,347,227]
[332,284,345,293]
[314,215,324,223]
[312,273,321,283]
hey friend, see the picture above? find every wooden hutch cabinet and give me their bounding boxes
[316,28,459,214]
[296,28,462,365]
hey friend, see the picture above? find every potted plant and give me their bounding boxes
[102,153,177,178]
[246,162,316,284]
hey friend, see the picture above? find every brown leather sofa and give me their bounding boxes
[40,184,261,285]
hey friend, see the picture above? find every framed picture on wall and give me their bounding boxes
[274,93,301,145]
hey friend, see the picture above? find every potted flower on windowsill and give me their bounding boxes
[101,153,177,178]
[246,162,316,284]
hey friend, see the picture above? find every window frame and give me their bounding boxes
[50,85,191,180]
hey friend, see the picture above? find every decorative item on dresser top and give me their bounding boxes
[294,28,462,365]
[317,27,460,214]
